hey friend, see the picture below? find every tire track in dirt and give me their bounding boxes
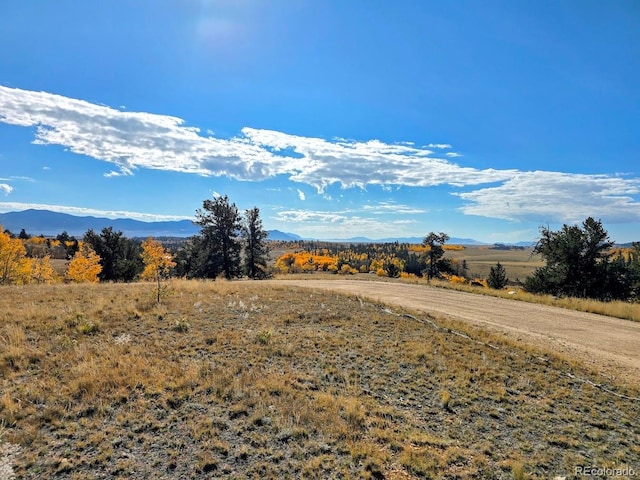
[267,279,640,386]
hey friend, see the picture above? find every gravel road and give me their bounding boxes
[267,278,640,386]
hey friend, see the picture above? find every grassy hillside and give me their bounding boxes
[1,280,638,479]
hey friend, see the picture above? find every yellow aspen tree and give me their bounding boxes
[141,237,176,303]
[0,227,31,285]
[66,242,102,283]
[30,255,57,284]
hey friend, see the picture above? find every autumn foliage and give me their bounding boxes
[141,237,176,302]
[0,227,57,284]
[275,251,339,273]
[274,240,466,279]
[66,242,102,283]
[30,255,56,284]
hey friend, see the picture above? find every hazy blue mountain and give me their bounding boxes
[0,209,535,244]
[0,209,302,240]
[266,230,303,241]
[0,209,200,237]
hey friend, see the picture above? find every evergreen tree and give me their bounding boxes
[487,262,508,289]
[524,217,629,300]
[83,227,143,282]
[242,207,270,279]
[173,237,201,278]
[422,232,450,280]
[194,195,243,279]
[384,261,401,278]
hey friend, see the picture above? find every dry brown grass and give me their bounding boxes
[1,279,639,479]
[444,245,544,281]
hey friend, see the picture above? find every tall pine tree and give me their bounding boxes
[194,195,243,280]
[242,207,270,279]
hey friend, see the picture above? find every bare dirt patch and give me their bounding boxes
[269,278,640,387]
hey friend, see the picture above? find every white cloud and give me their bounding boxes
[272,208,419,239]
[0,86,276,180]
[1,86,639,226]
[104,168,133,178]
[296,189,305,201]
[0,176,34,182]
[0,184,13,196]
[362,202,426,214]
[457,171,640,223]
[241,127,517,192]
[0,86,516,193]
[0,202,192,222]
[274,209,346,224]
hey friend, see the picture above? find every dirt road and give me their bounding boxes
[268,278,640,385]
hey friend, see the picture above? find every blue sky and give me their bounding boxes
[0,1,639,242]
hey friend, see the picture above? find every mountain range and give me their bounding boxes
[0,209,300,241]
[0,209,507,244]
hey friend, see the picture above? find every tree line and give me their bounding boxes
[274,233,465,278]
[2,205,639,302]
[273,218,640,302]
[0,195,270,285]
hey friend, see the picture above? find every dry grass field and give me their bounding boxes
[431,246,544,283]
[1,280,639,479]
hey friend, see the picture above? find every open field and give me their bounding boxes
[442,246,544,282]
[1,280,639,479]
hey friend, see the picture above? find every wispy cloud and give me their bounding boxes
[457,171,640,223]
[0,184,13,196]
[0,202,192,222]
[0,86,515,192]
[272,208,418,238]
[296,189,306,201]
[0,176,35,182]
[362,202,426,214]
[1,86,639,225]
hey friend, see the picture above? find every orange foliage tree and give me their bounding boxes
[66,242,102,283]
[0,227,32,285]
[275,252,338,274]
[141,237,176,303]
